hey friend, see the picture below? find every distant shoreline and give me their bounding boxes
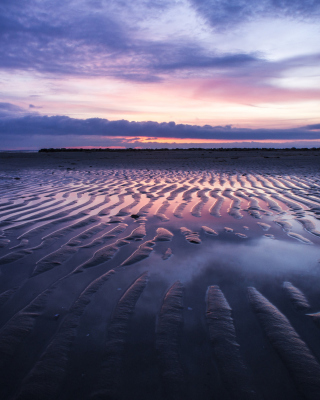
[1,148,320,175]
[38,147,320,153]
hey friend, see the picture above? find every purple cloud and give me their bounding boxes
[0,112,319,143]
[190,0,320,29]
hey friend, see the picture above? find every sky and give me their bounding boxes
[0,0,320,149]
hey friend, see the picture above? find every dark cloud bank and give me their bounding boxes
[1,109,320,150]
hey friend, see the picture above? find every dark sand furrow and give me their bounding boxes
[77,239,129,271]
[121,227,172,266]
[0,197,52,217]
[191,188,210,217]
[298,218,320,237]
[180,227,201,244]
[223,189,243,219]
[227,174,237,187]
[5,217,104,266]
[11,200,78,222]
[136,197,157,215]
[124,224,146,241]
[33,247,79,276]
[206,286,259,399]
[293,191,320,206]
[209,196,224,217]
[154,227,174,241]
[248,197,262,211]
[98,194,124,216]
[257,222,271,231]
[0,287,53,369]
[208,175,215,186]
[155,200,170,221]
[188,177,198,185]
[281,192,320,210]
[255,193,283,213]
[236,174,247,187]
[3,196,98,232]
[65,222,109,247]
[265,177,288,190]
[156,213,170,222]
[173,202,188,218]
[156,184,178,197]
[287,232,313,244]
[156,281,185,400]
[0,238,10,247]
[254,176,275,190]
[283,282,310,311]
[248,287,320,400]
[81,195,117,215]
[81,223,128,249]
[276,177,302,190]
[246,174,260,188]
[287,176,312,190]
[274,219,313,243]
[248,209,262,219]
[15,270,115,400]
[35,215,101,244]
[274,219,293,232]
[136,184,151,194]
[271,193,303,211]
[116,193,141,216]
[198,175,208,185]
[234,189,263,216]
[167,185,190,201]
[0,287,18,307]
[182,187,199,201]
[235,191,264,217]
[0,216,102,266]
[219,174,227,187]
[0,248,33,266]
[202,226,218,235]
[147,184,166,193]
[120,240,154,266]
[0,201,14,210]
[190,200,207,218]
[0,199,68,221]
[162,247,172,259]
[90,272,148,400]
[274,176,297,190]
[0,199,34,214]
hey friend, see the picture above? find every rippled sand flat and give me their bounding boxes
[1,150,320,400]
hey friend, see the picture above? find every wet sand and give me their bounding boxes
[0,150,320,400]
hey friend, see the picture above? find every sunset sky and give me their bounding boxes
[0,0,320,149]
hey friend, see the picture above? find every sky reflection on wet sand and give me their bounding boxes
[0,155,320,400]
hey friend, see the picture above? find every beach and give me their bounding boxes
[0,150,320,400]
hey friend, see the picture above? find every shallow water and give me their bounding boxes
[0,164,320,400]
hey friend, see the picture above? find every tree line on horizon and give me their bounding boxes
[38,147,320,153]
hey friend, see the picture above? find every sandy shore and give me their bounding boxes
[1,149,320,173]
[0,151,320,399]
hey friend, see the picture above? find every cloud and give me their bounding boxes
[190,0,320,29]
[152,49,260,71]
[0,102,35,118]
[0,0,311,85]
[305,124,320,130]
[0,112,319,142]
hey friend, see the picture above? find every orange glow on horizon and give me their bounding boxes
[126,137,320,145]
